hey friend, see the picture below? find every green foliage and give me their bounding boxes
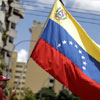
[57,89,81,100]
[15,87,81,100]
[33,20,41,24]
[23,87,36,100]
[8,88,18,100]
[36,87,57,100]
[4,89,9,97]
[0,67,3,75]
[4,89,18,100]
[0,59,7,75]
[2,29,7,46]
[57,89,70,100]
[0,61,7,69]
[11,97,18,100]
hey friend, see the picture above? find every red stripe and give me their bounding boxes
[31,38,100,100]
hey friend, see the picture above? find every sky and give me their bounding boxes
[14,0,100,63]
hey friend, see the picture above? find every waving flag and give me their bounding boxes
[31,0,100,99]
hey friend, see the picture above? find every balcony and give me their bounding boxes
[6,29,17,38]
[4,40,14,52]
[10,1,25,18]
[8,15,20,24]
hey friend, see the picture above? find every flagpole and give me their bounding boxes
[59,0,64,5]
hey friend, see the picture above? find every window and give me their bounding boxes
[16,87,20,90]
[15,76,20,78]
[50,79,54,83]
[16,70,22,73]
[14,81,17,84]
[49,87,52,89]
[11,23,16,29]
[16,65,22,68]
[7,52,11,57]
[23,77,26,79]
[13,9,19,16]
[22,82,24,85]
[16,70,26,73]
[9,37,13,43]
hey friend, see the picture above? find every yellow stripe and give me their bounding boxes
[49,0,100,62]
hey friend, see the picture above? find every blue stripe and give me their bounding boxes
[41,19,100,84]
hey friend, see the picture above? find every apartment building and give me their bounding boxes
[0,0,8,58]
[25,21,63,94]
[0,0,25,66]
[15,62,26,99]
[8,52,26,99]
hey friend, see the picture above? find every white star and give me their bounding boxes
[81,56,85,59]
[83,61,87,65]
[75,45,78,48]
[79,50,82,54]
[57,43,61,47]
[69,41,73,45]
[82,66,86,70]
[62,40,67,44]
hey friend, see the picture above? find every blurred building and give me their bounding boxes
[0,0,8,59]
[8,52,26,99]
[0,0,25,66]
[25,21,63,94]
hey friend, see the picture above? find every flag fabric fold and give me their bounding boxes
[31,0,100,99]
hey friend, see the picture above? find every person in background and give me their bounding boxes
[0,75,16,100]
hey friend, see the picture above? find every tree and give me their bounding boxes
[0,67,3,75]
[57,89,81,100]
[0,59,7,75]
[8,88,18,100]
[57,89,71,100]
[36,87,57,100]
[23,87,36,100]
[2,29,7,46]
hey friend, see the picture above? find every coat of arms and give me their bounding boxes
[55,7,67,20]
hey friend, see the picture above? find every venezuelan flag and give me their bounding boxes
[31,0,100,99]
